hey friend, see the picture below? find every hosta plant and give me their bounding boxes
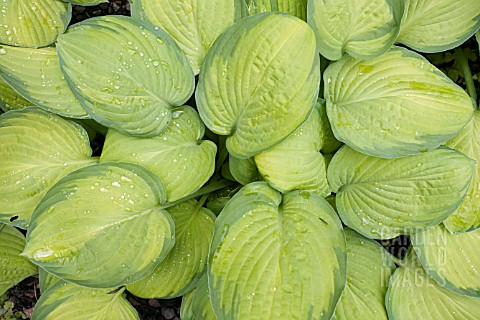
[1,0,480,319]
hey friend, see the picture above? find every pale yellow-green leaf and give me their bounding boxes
[229,156,261,185]
[0,224,37,296]
[0,45,88,118]
[0,108,96,228]
[328,146,474,239]
[307,0,404,60]
[131,0,243,75]
[0,0,71,47]
[127,200,215,298]
[254,101,329,196]
[318,98,342,154]
[23,163,175,288]
[412,225,480,297]
[101,106,216,202]
[57,15,194,137]
[196,13,320,158]
[325,46,474,158]
[0,77,31,112]
[397,0,480,52]
[444,111,480,232]
[386,249,480,320]
[181,273,216,320]
[209,182,346,320]
[333,229,396,320]
[32,282,139,320]
[38,268,60,294]
[245,0,307,20]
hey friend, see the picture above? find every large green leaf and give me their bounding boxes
[38,268,60,294]
[0,0,71,48]
[324,46,474,158]
[328,146,475,239]
[333,229,396,320]
[254,100,329,196]
[0,108,96,228]
[0,77,31,112]
[318,98,342,154]
[397,0,480,53]
[181,273,216,320]
[443,111,480,232]
[0,224,37,296]
[245,0,307,20]
[127,200,215,298]
[131,0,243,75]
[196,13,320,159]
[57,15,194,137]
[0,45,88,118]
[386,249,480,320]
[209,182,346,320]
[307,0,404,60]
[412,225,480,297]
[101,106,216,201]
[32,281,139,320]
[229,156,261,185]
[23,163,175,288]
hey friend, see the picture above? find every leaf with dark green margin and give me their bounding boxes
[412,224,480,297]
[127,200,215,298]
[0,45,88,118]
[324,46,474,158]
[32,281,139,320]
[386,249,480,320]
[57,15,194,137]
[0,108,96,228]
[196,13,320,159]
[209,182,346,320]
[333,229,396,320]
[307,0,404,60]
[0,224,37,296]
[397,0,480,53]
[181,273,216,320]
[0,77,31,112]
[101,106,216,201]
[254,100,329,196]
[443,111,480,232]
[245,0,307,20]
[23,163,175,288]
[38,268,60,294]
[130,0,244,75]
[328,146,474,239]
[0,0,71,47]
[229,156,261,185]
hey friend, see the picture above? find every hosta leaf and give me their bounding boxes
[0,108,96,228]
[307,0,404,60]
[38,268,60,294]
[131,0,243,75]
[101,106,216,201]
[23,163,175,288]
[209,182,346,320]
[127,200,215,298]
[412,225,480,297]
[254,100,329,196]
[196,13,320,159]
[181,273,216,320]
[57,15,194,137]
[229,156,261,185]
[32,281,139,320]
[397,0,480,53]
[386,249,480,320]
[328,146,474,239]
[245,0,307,20]
[325,46,474,158]
[0,45,88,118]
[0,0,71,47]
[0,77,31,112]
[333,229,396,320]
[318,99,342,154]
[0,224,37,296]
[443,111,480,232]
